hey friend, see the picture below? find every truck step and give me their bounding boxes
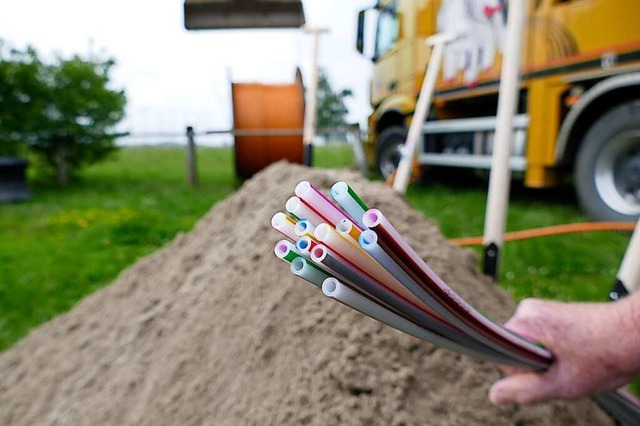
[417,153,527,171]
[418,114,529,169]
[422,114,529,134]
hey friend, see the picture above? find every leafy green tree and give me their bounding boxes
[0,42,126,185]
[0,43,47,157]
[316,69,353,131]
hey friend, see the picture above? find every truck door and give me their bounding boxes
[371,1,402,105]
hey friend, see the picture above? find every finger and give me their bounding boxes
[489,372,555,406]
[496,364,529,376]
[502,299,550,343]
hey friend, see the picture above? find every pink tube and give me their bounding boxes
[271,212,297,241]
[295,181,359,229]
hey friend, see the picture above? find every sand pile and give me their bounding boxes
[0,162,611,425]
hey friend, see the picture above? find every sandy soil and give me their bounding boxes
[0,162,612,425]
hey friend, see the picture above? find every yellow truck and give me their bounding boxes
[356,0,640,221]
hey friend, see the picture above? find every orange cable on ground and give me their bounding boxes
[384,170,396,187]
[450,222,636,247]
[385,160,423,187]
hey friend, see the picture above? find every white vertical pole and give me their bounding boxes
[302,27,328,166]
[611,219,640,299]
[392,33,456,193]
[482,0,527,280]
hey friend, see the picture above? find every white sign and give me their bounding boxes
[437,0,507,85]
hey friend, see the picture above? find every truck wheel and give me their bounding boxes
[376,126,407,179]
[575,100,640,222]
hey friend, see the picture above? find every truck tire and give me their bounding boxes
[575,100,640,222]
[376,126,407,179]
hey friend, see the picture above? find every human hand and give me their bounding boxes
[489,297,640,405]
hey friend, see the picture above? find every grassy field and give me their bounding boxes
[406,179,630,302]
[0,144,632,357]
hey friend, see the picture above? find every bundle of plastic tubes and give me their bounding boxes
[271,180,640,425]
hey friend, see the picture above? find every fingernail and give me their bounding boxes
[490,388,508,406]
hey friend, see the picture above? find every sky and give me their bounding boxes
[0,0,374,141]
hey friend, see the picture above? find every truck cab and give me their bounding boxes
[357,0,640,222]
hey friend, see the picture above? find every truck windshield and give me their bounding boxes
[374,6,398,60]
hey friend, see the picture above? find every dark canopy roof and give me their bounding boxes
[184,0,305,30]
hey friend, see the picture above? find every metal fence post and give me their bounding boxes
[186,126,199,187]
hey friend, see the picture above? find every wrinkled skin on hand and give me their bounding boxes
[489,296,640,405]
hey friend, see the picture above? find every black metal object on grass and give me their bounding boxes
[0,157,30,203]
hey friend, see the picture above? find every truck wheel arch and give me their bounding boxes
[371,94,415,138]
[375,109,405,138]
[556,72,640,166]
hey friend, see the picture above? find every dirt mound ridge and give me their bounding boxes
[0,162,610,425]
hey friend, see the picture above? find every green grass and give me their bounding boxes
[0,147,231,350]
[0,144,636,394]
[405,178,630,302]
[0,145,354,351]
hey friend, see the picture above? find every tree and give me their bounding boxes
[0,42,126,185]
[316,69,353,132]
[0,43,47,157]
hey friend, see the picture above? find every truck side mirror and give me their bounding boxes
[356,8,378,61]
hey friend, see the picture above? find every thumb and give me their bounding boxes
[489,372,555,406]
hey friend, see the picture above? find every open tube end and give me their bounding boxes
[294,220,309,236]
[271,212,285,228]
[363,209,382,228]
[336,219,351,233]
[285,196,300,214]
[359,229,377,247]
[322,277,339,296]
[330,181,348,199]
[290,257,305,273]
[311,245,327,262]
[314,223,330,241]
[294,181,311,198]
[274,241,290,258]
[296,237,310,251]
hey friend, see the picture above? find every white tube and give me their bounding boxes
[285,196,325,226]
[314,223,429,309]
[330,181,368,228]
[271,212,297,241]
[322,278,509,363]
[483,0,527,249]
[336,218,361,245]
[291,257,331,288]
[302,28,328,149]
[393,33,455,193]
[295,236,316,259]
[295,181,351,227]
[619,219,640,293]
[359,230,415,286]
[314,223,370,262]
[294,219,316,238]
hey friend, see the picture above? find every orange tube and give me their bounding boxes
[451,222,636,247]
